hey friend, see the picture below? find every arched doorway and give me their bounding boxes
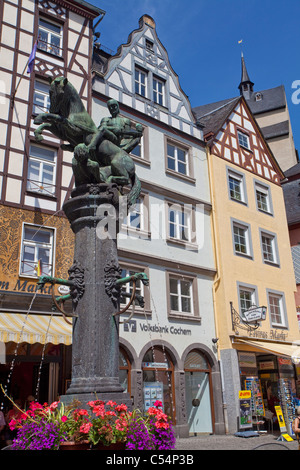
[119,347,131,394]
[142,346,175,422]
[184,349,213,434]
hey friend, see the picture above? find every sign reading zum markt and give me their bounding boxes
[0,280,52,294]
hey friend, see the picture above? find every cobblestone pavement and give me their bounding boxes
[175,432,299,451]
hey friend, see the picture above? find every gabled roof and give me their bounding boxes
[194,94,284,182]
[193,97,240,138]
[92,15,197,126]
[193,85,287,139]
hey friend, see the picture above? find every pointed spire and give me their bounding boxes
[238,52,254,99]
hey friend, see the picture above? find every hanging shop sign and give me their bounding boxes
[243,306,267,324]
[238,390,252,429]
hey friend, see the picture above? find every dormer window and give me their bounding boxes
[145,39,154,51]
[255,93,262,102]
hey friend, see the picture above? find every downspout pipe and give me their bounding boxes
[206,145,229,434]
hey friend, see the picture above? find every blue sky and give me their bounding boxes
[89,0,300,158]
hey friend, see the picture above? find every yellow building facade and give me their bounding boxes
[197,96,300,433]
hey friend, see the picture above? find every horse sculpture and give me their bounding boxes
[34,76,143,206]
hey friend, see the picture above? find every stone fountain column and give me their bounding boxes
[60,183,131,407]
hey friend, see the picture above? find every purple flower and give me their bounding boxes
[125,417,153,450]
[12,421,65,450]
[125,416,176,450]
[148,417,176,450]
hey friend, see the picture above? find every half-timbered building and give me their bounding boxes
[194,95,299,434]
[0,0,103,408]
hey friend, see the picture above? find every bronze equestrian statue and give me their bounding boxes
[34,76,143,207]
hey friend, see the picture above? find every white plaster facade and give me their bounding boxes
[92,15,225,435]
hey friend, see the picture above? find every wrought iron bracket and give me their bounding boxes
[230,301,260,334]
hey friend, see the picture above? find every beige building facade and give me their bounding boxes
[194,95,300,434]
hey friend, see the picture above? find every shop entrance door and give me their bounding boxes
[184,350,213,434]
[185,371,212,434]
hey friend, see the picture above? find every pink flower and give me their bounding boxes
[49,401,59,411]
[155,421,170,429]
[153,400,162,408]
[79,422,92,434]
[93,404,105,417]
[106,400,117,407]
[61,415,68,422]
[115,404,128,412]
[9,419,17,430]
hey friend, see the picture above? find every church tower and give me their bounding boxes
[238,52,254,100]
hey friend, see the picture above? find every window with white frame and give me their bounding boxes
[33,80,50,114]
[260,231,278,265]
[129,132,144,159]
[238,286,257,318]
[120,267,145,307]
[38,18,62,57]
[20,225,54,277]
[237,131,250,150]
[27,145,56,196]
[124,197,144,231]
[268,292,286,327]
[153,76,164,106]
[255,182,272,214]
[167,142,189,176]
[228,169,246,203]
[232,220,252,257]
[135,67,147,97]
[168,203,191,242]
[169,276,193,315]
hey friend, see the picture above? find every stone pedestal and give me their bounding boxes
[60,183,131,407]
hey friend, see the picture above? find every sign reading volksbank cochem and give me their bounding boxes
[123,320,192,336]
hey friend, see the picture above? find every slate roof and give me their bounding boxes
[260,120,289,140]
[245,85,286,115]
[193,85,287,140]
[193,97,240,137]
[282,161,300,225]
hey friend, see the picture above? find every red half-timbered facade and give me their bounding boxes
[209,97,284,185]
[0,0,103,406]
